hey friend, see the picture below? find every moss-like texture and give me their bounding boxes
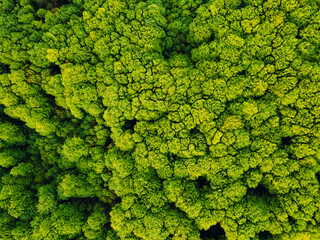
[1,0,320,239]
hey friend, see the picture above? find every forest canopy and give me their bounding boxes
[1,0,320,239]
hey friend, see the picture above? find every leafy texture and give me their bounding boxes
[1,0,320,239]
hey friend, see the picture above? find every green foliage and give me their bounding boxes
[1,0,320,239]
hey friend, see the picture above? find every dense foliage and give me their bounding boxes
[1,0,320,239]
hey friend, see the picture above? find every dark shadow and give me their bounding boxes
[200,223,225,240]
[123,119,137,131]
[90,120,98,127]
[281,137,292,146]
[105,136,113,146]
[169,202,176,209]
[254,184,270,196]
[31,0,70,10]
[208,33,215,43]
[163,42,172,60]
[168,153,177,162]
[247,184,270,197]
[238,70,247,76]
[196,176,210,189]
[0,63,10,74]
[50,64,61,75]
[288,215,296,225]
[288,152,294,159]
[253,95,263,100]
[316,172,320,185]
[111,196,121,207]
[190,128,201,135]
[0,108,26,127]
[214,55,221,62]
[296,29,302,39]
[238,0,247,8]
[258,231,272,240]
